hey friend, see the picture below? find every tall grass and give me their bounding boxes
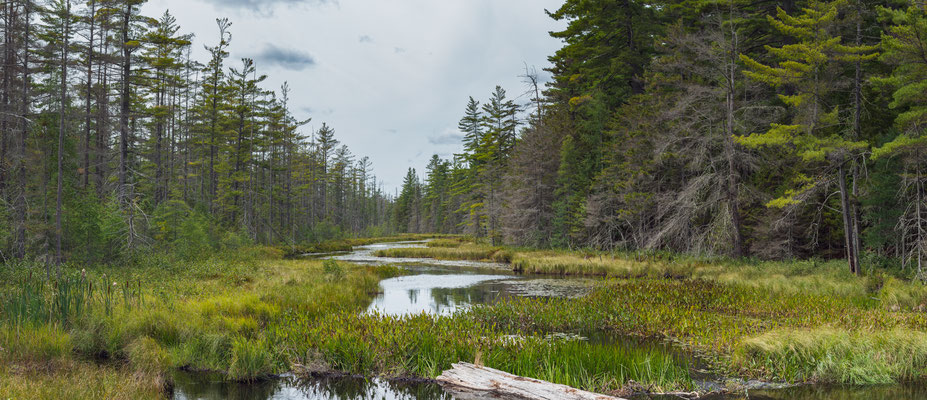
[375,244,513,263]
[377,242,927,309]
[0,270,143,327]
[734,329,927,384]
[289,311,693,393]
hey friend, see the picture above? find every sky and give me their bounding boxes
[141,0,567,192]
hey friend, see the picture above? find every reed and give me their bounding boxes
[374,244,508,262]
[289,311,693,393]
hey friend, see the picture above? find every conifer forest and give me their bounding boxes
[4,1,927,399]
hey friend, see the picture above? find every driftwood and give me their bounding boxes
[436,362,625,400]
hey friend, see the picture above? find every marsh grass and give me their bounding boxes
[0,245,401,397]
[375,244,512,263]
[0,360,167,400]
[426,238,466,248]
[282,234,462,257]
[734,329,927,384]
[291,312,693,393]
[469,278,927,385]
[7,236,927,395]
[377,243,927,310]
[0,270,147,337]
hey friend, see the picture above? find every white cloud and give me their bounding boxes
[143,0,565,190]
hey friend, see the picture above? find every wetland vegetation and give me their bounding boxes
[5,0,927,398]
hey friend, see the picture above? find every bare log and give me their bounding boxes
[436,362,624,400]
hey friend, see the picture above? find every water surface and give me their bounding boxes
[174,241,916,400]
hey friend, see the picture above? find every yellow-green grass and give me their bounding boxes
[7,235,927,395]
[469,278,927,384]
[287,311,693,393]
[374,242,927,310]
[0,238,701,395]
[734,328,927,384]
[374,244,513,263]
[0,360,167,400]
[0,245,400,396]
[282,234,463,256]
[368,240,927,385]
[425,238,468,248]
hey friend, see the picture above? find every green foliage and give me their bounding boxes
[322,259,344,281]
[294,312,692,393]
[228,337,278,382]
[735,329,927,384]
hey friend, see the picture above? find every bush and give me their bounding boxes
[323,259,344,282]
[151,200,215,260]
[65,194,127,263]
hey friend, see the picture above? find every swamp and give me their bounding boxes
[5,0,927,398]
[5,238,927,399]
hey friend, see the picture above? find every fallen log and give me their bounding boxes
[436,362,625,400]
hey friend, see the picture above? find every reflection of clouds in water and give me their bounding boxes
[368,274,507,316]
[173,372,453,400]
[501,279,594,299]
[332,241,591,316]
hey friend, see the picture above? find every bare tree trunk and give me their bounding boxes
[839,160,858,275]
[94,20,108,198]
[82,0,95,189]
[154,69,163,205]
[725,1,745,257]
[14,1,31,260]
[918,165,924,277]
[118,3,131,199]
[851,0,864,273]
[56,0,72,270]
[1,2,11,195]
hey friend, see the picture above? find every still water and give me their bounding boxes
[173,241,921,400]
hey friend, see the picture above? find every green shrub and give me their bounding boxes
[323,259,345,281]
[228,338,276,381]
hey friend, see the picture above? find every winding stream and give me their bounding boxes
[173,241,919,400]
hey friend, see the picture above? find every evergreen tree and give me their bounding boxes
[739,0,878,274]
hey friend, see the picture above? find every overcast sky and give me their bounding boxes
[142,0,566,192]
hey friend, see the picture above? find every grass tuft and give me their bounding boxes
[735,328,927,384]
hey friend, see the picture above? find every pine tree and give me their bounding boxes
[872,3,927,277]
[140,10,190,206]
[739,0,877,274]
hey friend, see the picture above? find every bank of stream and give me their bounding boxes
[172,241,923,400]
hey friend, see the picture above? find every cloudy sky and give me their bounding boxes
[142,0,566,192]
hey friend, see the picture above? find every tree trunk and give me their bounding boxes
[838,160,859,275]
[154,69,164,205]
[56,0,72,269]
[851,0,864,273]
[725,2,745,257]
[82,0,95,189]
[118,4,131,199]
[14,1,32,260]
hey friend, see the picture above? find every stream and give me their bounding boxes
[172,241,922,400]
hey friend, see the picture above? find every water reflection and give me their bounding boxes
[367,272,508,315]
[173,372,452,400]
[745,383,927,400]
[177,241,926,400]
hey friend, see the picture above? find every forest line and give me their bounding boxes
[392,0,927,278]
[0,0,391,267]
